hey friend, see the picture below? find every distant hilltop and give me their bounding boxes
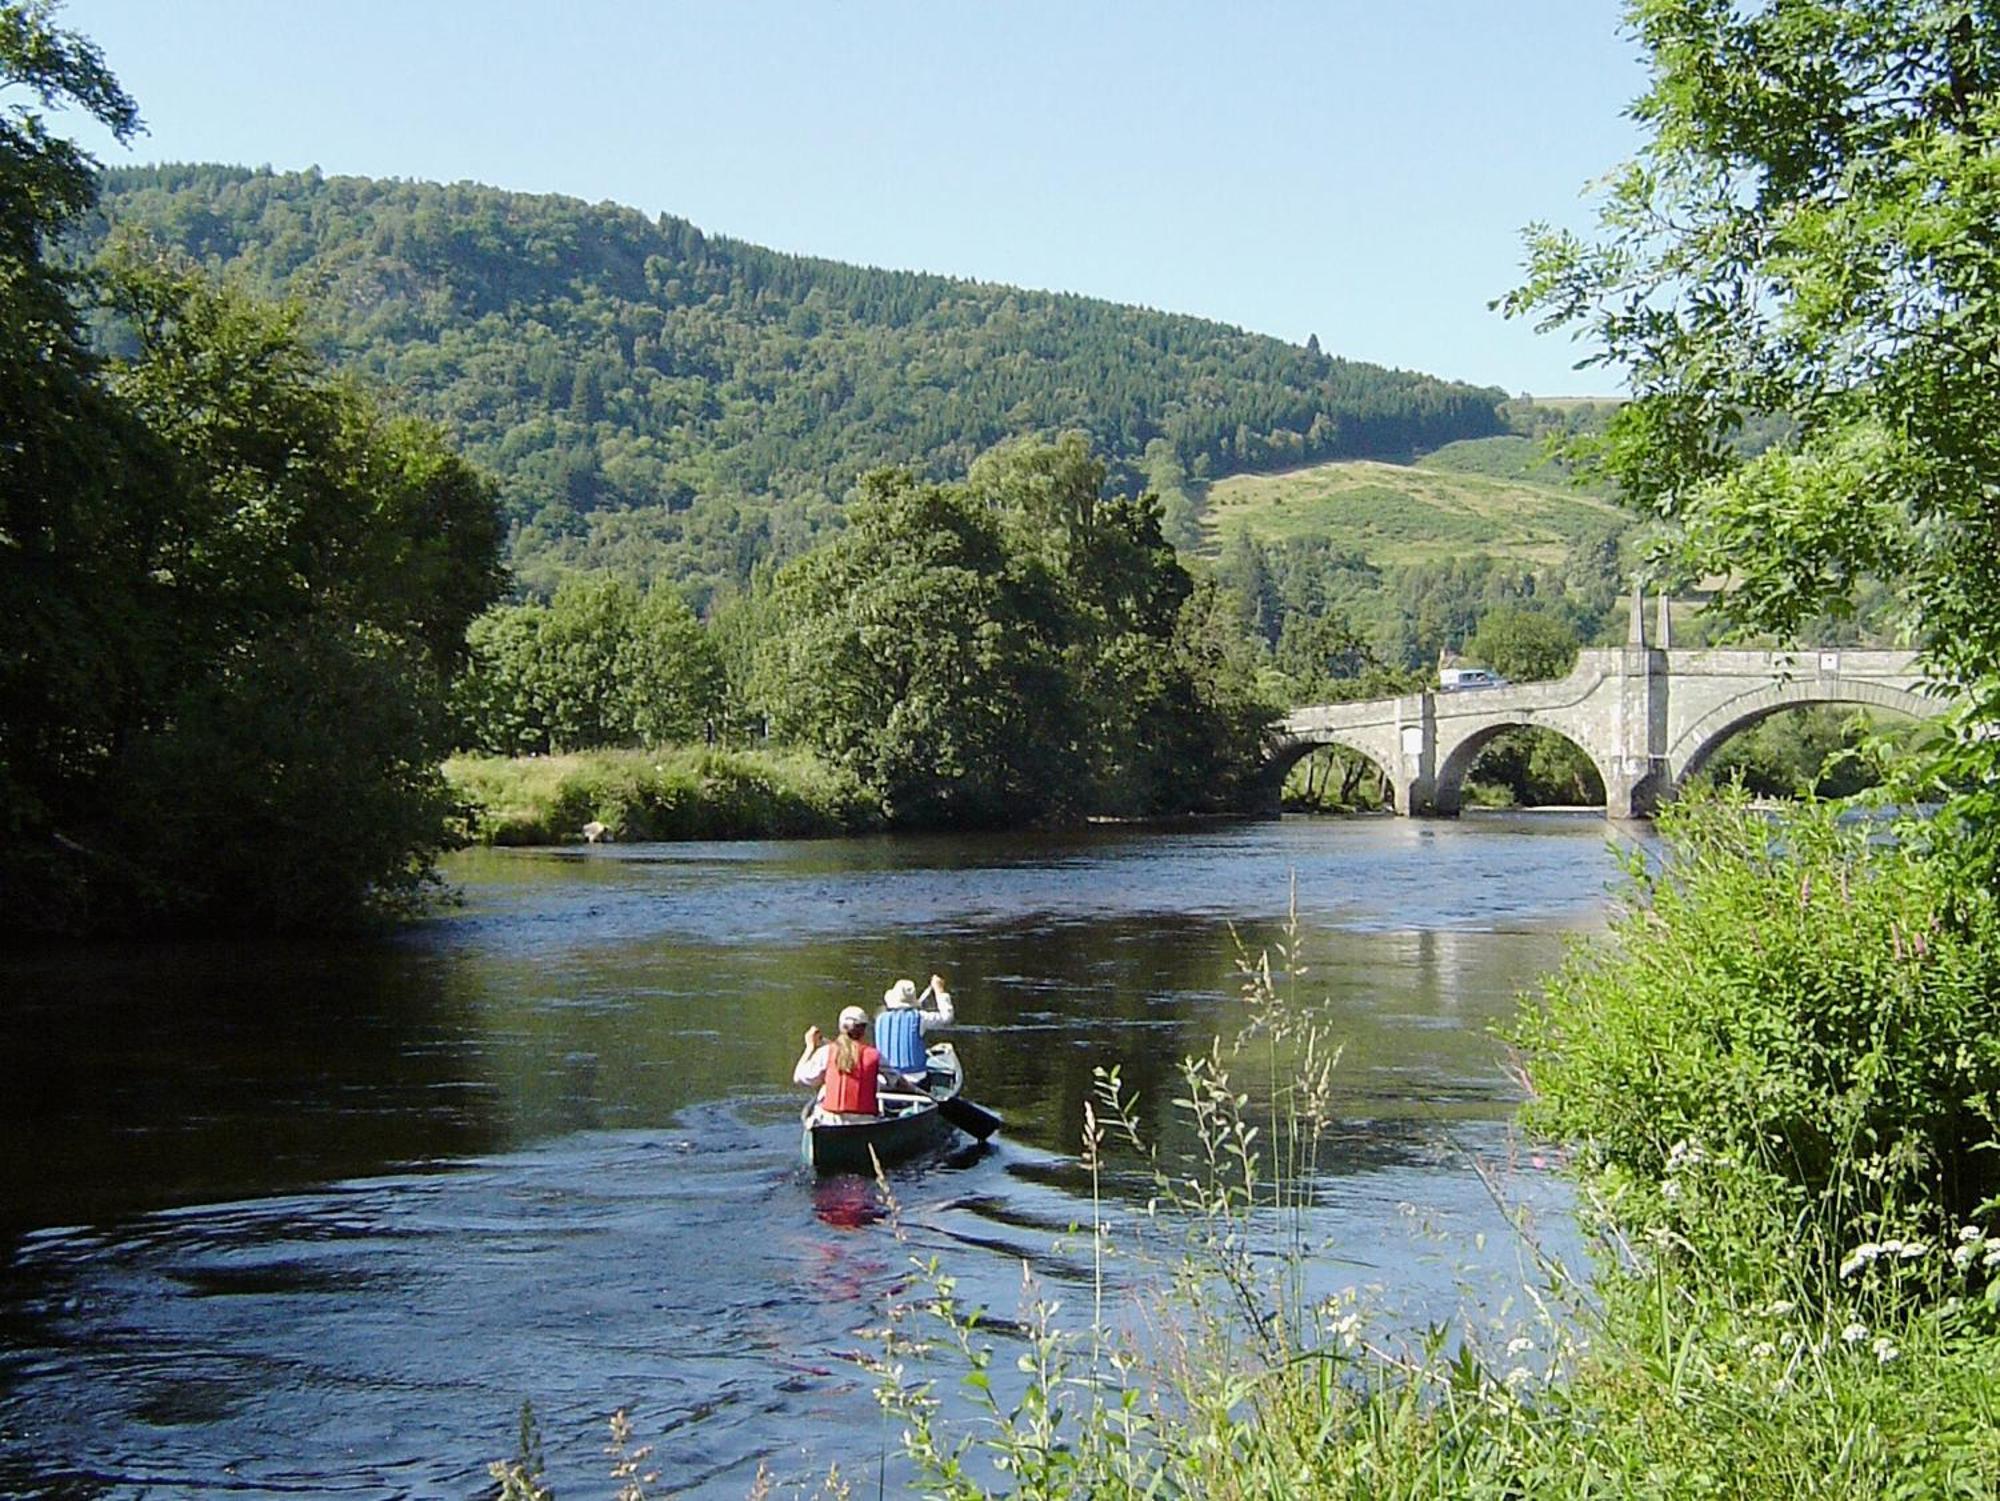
[90,164,1512,599]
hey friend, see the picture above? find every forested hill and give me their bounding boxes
[90,165,1508,601]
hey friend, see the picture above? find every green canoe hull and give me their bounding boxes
[802,1043,964,1176]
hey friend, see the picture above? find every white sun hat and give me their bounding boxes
[883,978,919,1008]
[837,1005,868,1031]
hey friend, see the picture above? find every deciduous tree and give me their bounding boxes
[750,440,1277,826]
[0,5,506,934]
[1466,605,1578,684]
[1507,0,2000,838]
[455,577,724,754]
[751,468,1075,826]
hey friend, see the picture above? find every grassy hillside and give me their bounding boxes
[88,165,1509,601]
[1198,454,1628,566]
[1415,433,1608,490]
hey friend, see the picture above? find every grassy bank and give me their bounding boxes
[444,746,881,844]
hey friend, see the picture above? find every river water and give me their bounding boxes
[0,813,1632,1498]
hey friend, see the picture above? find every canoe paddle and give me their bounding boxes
[938,1093,1003,1141]
[921,973,1002,1141]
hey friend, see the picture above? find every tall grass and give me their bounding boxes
[445,746,882,844]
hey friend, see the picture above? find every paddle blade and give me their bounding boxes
[938,1094,1002,1141]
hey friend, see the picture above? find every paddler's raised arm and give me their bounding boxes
[793,1025,827,1086]
[922,974,954,1029]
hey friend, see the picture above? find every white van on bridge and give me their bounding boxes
[1438,666,1508,692]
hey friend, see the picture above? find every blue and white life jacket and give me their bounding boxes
[875,1006,925,1075]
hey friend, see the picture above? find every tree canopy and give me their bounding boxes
[1508,0,2000,841]
[1465,605,1579,684]
[748,437,1272,825]
[87,165,1511,602]
[1,3,504,936]
[455,576,725,756]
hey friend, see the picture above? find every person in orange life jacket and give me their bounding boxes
[793,1005,881,1123]
[874,973,953,1089]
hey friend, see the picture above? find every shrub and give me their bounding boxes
[1511,789,2000,1292]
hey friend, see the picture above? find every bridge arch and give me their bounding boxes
[1432,720,1613,814]
[1262,730,1399,806]
[1669,679,1938,789]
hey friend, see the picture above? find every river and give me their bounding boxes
[0,812,1633,1498]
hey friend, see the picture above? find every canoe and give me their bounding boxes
[802,1042,964,1176]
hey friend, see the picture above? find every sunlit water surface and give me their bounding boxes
[0,813,1635,1497]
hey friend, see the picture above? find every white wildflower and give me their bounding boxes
[1897,1240,1929,1260]
[1504,1365,1534,1389]
[1751,1342,1776,1359]
[1841,1322,1869,1344]
[1662,1178,1681,1201]
[1954,1244,1976,1270]
[1959,1224,1984,1244]
[1762,1300,1795,1317]
[1839,1244,1880,1280]
[1872,1336,1900,1365]
[1505,1337,1534,1358]
[1665,1139,1706,1172]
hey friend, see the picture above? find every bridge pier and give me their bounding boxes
[1396,772,1438,817]
[1607,623,1671,817]
[1392,692,1437,816]
[1604,756,1667,819]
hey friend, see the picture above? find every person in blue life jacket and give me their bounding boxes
[874,973,953,1089]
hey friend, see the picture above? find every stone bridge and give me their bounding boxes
[1268,591,1941,818]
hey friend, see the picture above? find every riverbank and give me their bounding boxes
[444,746,882,844]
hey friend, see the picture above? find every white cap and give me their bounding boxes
[883,978,919,1008]
[837,1005,868,1031]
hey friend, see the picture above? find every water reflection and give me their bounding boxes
[0,940,507,1236]
[0,812,1634,1497]
[810,1177,889,1231]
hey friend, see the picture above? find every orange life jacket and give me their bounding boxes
[821,1042,879,1115]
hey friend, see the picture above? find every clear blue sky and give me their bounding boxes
[60,1,1645,396]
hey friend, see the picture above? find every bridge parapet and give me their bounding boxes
[1664,647,1921,678]
[1431,653,1616,720]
